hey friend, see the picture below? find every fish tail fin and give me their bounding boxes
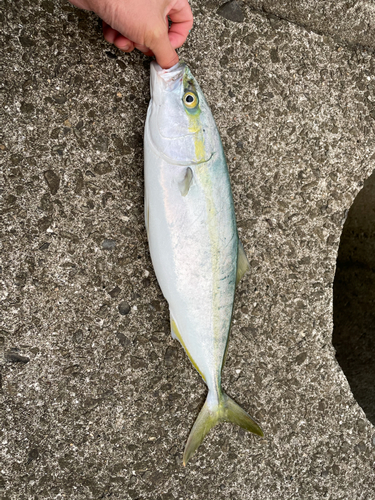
[183,390,263,466]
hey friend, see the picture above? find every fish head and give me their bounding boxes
[147,61,217,165]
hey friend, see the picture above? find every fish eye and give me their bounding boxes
[183,91,198,109]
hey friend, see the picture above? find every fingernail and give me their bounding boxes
[123,44,130,51]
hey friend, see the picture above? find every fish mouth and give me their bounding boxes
[150,61,186,104]
[150,61,185,83]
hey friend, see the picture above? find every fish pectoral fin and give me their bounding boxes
[183,390,263,466]
[236,239,250,285]
[178,167,193,197]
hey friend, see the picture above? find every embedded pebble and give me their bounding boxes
[118,301,131,315]
[217,1,244,22]
[43,169,60,195]
[102,239,117,250]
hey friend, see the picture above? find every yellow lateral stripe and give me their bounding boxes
[188,113,205,162]
[171,318,206,382]
[195,162,221,367]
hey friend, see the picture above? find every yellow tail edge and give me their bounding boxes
[183,391,263,466]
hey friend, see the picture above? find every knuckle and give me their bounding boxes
[187,14,194,29]
[151,28,165,44]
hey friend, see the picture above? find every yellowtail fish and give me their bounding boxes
[144,61,263,465]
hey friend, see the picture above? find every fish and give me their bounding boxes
[144,61,263,465]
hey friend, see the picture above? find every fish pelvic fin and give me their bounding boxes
[236,239,250,285]
[183,390,263,466]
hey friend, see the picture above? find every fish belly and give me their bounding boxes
[144,143,238,389]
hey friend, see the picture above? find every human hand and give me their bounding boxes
[69,0,193,68]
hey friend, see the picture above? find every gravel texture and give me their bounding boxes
[243,0,375,50]
[1,0,375,499]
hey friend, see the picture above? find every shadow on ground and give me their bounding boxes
[333,170,375,425]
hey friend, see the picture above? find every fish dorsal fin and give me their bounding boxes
[178,167,193,196]
[236,239,250,285]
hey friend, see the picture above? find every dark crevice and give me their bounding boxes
[333,169,375,426]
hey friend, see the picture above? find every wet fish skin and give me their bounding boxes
[144,61,263,465]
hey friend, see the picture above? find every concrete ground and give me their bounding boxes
[1,0,375,498]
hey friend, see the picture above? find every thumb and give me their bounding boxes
[149,28,179,69]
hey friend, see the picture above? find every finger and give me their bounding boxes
[102,21,134,52]
[102,23,119,45]
[68,0,91,10]
[103,21,151,56]
[168,0,194,48]
[134,43,154,57]
[149,25,179,69]
[114,35,135,52]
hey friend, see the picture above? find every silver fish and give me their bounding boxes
[144,61,263,465]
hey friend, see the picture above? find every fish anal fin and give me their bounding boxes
[144,189,150,236]
[178,167,193,197]
[183,391,263,466]
[146,203,150,236]
[170,314,178,340]
[236,239,250,285]
[170,314,206,382]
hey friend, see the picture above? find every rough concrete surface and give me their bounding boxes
[1,0,375,499]
[243,0,375,50]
